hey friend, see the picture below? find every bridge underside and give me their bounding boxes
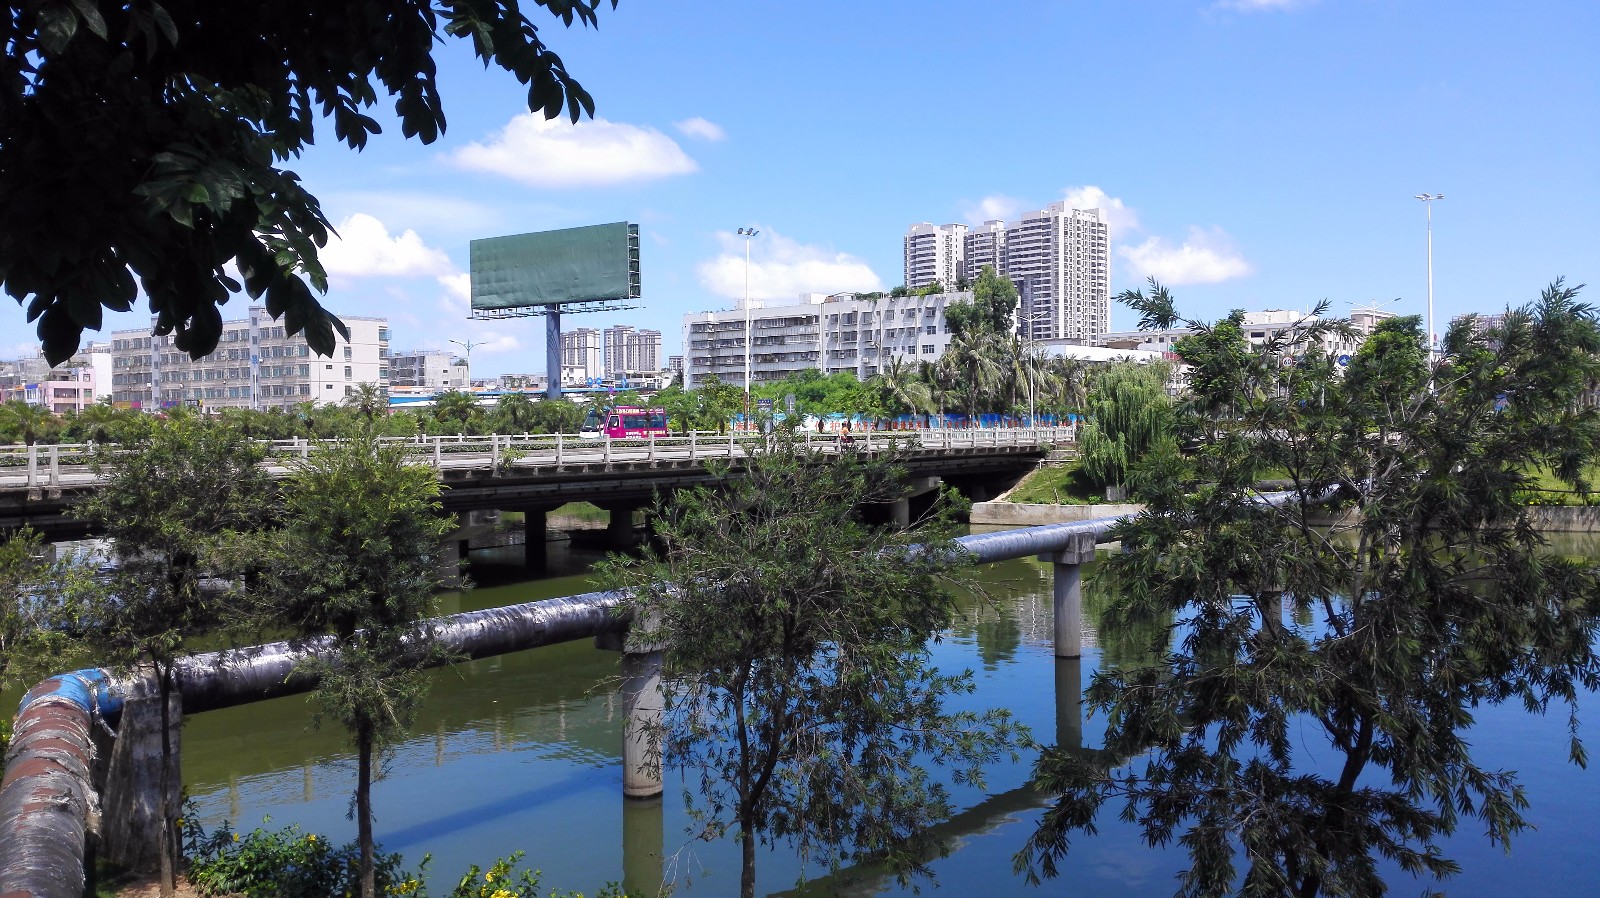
[0,450,1043,542]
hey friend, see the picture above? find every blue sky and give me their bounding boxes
[7,0,1596,376]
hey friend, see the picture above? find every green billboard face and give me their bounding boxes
[470,222,640,310]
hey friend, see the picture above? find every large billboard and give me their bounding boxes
[470,222,640,313]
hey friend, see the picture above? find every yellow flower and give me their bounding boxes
[485,871,496,882]
[490,891,515,898]
[307,834,317,843]
[232,833,239,843]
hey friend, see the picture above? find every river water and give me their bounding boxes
[178,530,1600,897]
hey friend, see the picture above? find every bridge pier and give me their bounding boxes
[1039,532,1096,659]
[602,502,642,549]
[510,505,557,574]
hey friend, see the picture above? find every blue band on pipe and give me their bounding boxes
[17,668,121,718]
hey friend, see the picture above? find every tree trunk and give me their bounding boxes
[358,723,375,898]
[740,828,756,898]
[157,669,177,898]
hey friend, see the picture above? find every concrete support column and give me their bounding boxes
[889,497,911,529]
[597,623,665,800]
[436,539,462,589]
[606,503,640,549]
[521,506,549,574]
[101,685,183,873]
[620,649,664,799]
[1039,533,1097,659]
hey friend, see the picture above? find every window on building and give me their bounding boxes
[925,325,937,335]
[922,345,935,354]
[344,366,352,379]
[344,347,353,360]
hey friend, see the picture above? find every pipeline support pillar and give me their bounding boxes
[1039,532,1096,659]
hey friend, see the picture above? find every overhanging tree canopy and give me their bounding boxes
[1,1,614,364]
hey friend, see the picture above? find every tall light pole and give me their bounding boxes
[1413,193,1444,355]
[449,338,481,385]
[736,227,759,406]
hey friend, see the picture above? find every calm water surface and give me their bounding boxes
[180,530,1600,897]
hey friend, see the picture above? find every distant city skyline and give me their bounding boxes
[1,1,1594,377]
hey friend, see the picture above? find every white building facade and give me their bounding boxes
[683,291,964,389]
[109,308,388,410]
[1005,204,1109,345]
[389,350,469,391]
[903,222,968,290]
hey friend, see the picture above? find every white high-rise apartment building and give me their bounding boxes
[963,220,1008,284]
[109,307,388,410]
[1006,204,1109,344]
[683,292,962,388]
[602,326,662,376]
[903,223,968,290]
[562,327,603,383]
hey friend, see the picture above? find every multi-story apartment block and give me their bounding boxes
[109,308,388,410]
[683,291,963,389]
[1005,204,1109,345]
[389,350,468,391]
[602,326,662,376]
[962,220,1008,285]
[561,328,604,384]
[0,343,111,412]
[666,355,685,376]
[903,223,968,290]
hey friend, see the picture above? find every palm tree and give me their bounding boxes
[429,390,481,435]
[943,331,1005,419]
[872,355,931,426]
[344,383,388,424]
[490,391,536,433]
[0,400,58,445]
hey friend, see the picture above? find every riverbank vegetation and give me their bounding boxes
[1020,279,1600,898]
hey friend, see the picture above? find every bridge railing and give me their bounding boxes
[0,425,1077,491]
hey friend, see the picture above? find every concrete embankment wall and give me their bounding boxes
[975,500,1600,532]
[970,501,1144,526]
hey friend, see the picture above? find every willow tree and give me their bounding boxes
[1020,280,1600,898]
[601,436,1022,898]
[1077,362,1174,498]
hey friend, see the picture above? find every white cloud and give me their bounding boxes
[673,117,726,142]
[961,194,1024,224]
[431,274,524,356]
[1061,185,1141,235]
[451,114,698,188]
[1116,226,1253,285]
[697,230,883,301]
[321,213,454,277]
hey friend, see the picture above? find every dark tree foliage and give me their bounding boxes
[2,1,614,364]
[1019,280,1600,898]
[944,264,1018,339]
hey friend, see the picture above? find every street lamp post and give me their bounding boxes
[449,338,480,385]
[736,227,759,410]
[1413,193,1444,355]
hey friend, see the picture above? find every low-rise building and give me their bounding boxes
[390,350,469,391]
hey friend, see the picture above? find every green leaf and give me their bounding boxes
[68,0,107,39]
[37,3,79,55]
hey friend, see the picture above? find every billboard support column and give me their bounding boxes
[546,307,562,402]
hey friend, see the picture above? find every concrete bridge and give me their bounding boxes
[0,428,1074,556]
